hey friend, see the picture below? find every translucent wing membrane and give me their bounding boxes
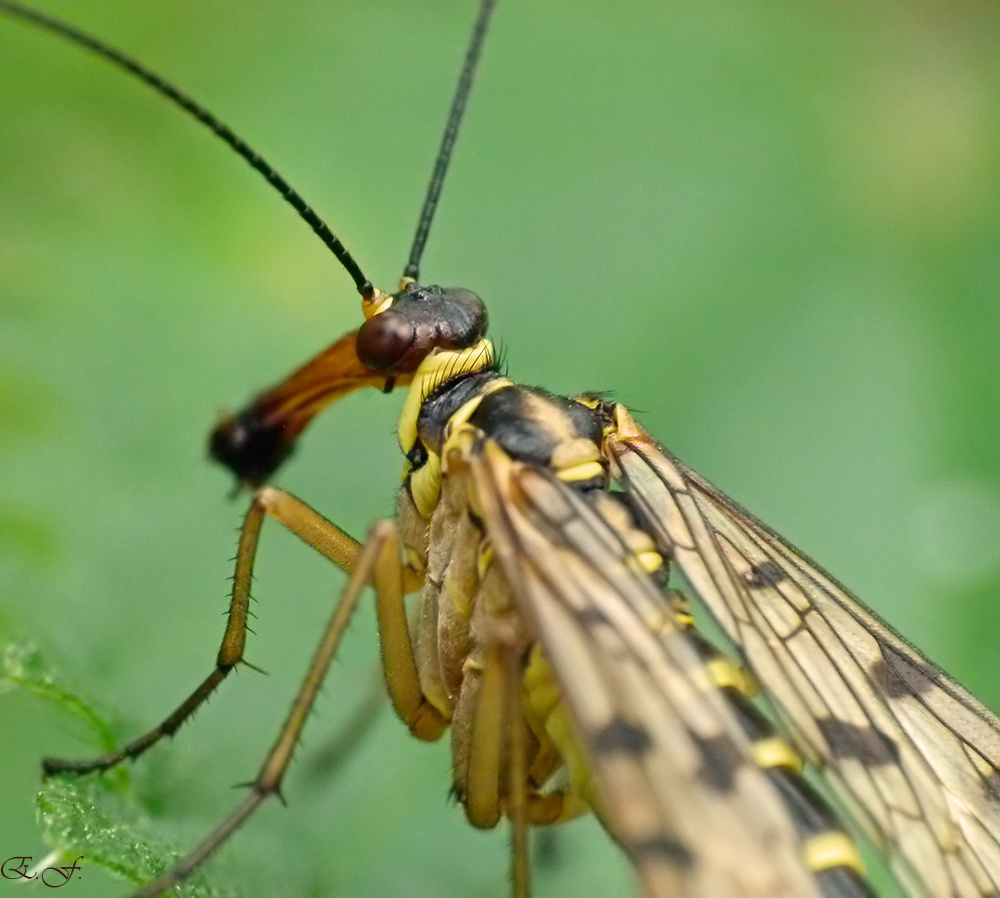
[606,405,1000,896]
[467,440,825,898]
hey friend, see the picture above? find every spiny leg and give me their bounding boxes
[131,521,394,898]
[43,486,362,775]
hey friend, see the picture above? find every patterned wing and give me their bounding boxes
[459,437,825,898]
[606,403,1000,897]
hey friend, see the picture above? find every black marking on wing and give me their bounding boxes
[609,409,1000,895]
[630,836,696,866]
[869,649,941,700]
[694,734,743,792]
[592,718,653,757]
[815,718,900,766]
[746,560,787,587]
[464,440,828,897]
[576,605,611,628]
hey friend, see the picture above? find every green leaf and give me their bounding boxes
[4,642,233,897]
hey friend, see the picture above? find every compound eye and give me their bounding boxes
[356,310,415,373]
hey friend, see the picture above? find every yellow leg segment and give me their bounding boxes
[131,522,392,898]
[44,486,362,776]
[372,520,448,741]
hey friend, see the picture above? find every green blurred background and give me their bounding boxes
[1,0,999,895]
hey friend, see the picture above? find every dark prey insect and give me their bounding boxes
[3,1,1000,897]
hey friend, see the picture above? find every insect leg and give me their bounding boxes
[371,519,449,741]
[43,486,363,775]
[461,638,574,898]
[503,644,532,898]
[456,635,534,895]
[131,521,394,898]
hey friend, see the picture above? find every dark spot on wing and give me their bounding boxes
[627,836,694,867]
[576,606,610,628]
[978,768,1000,807]
[870,647,938,699]
[817,718,900,766]
[694,734,744,791]
[745,559,787,587]
[868,658,904,698]
[592,718,652,757]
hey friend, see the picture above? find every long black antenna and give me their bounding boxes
[0,0,374,299]
[403,0,497,283]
